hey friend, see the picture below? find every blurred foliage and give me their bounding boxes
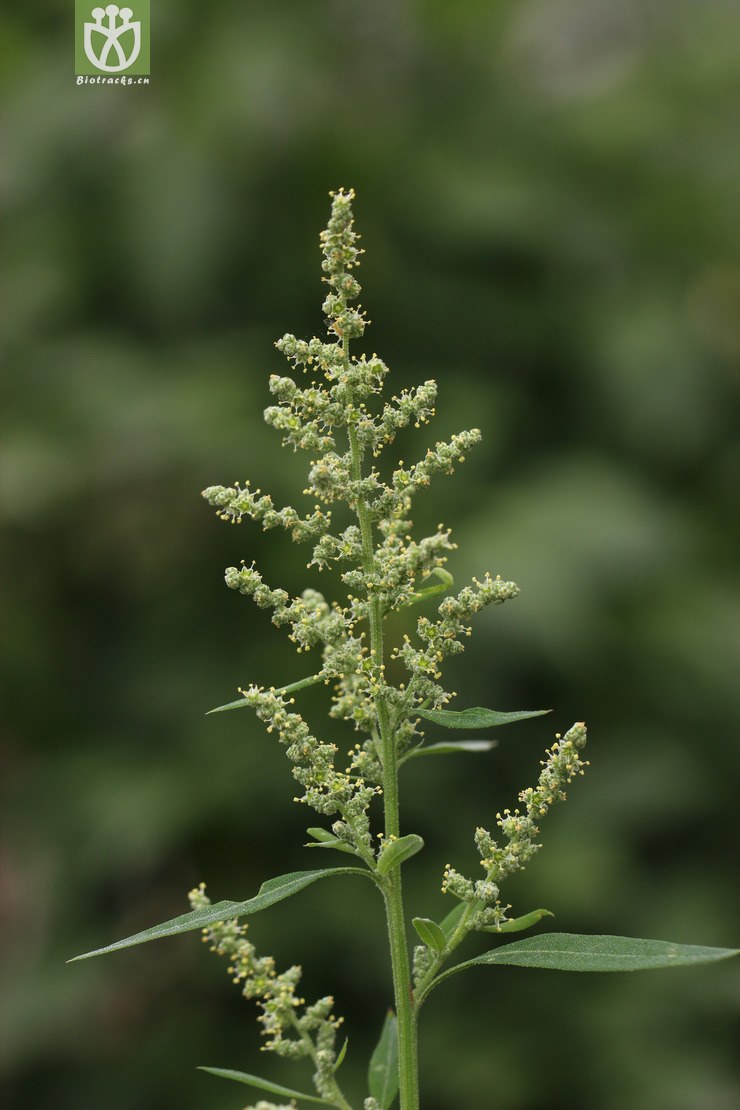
[1,1,739,1108]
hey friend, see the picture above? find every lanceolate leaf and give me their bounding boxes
[304,842,360,856]
[198,1066,333,1105]
[399,739,497,764]
[368,1010,399,1109]
[376,834,424,876]
[418,707,550,730]
[442,933,740,978]
[306,827,337,842]
[206,695,251,714]
[69,868,373,961]
[304,829,359,856]
[482,909,553,934]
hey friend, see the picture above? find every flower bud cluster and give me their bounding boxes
[329,669,378,734]
[356,380,438,457]
[305,451,354,504]
[238,684,377,853]
[309,524,363,570]
[263,348,387,457]
[202,481,329,542]
[189,884,344,1089]
[441,723,589,930]
[224,565,355,657]
[267,345,388,447]
[255,191,377,459]
[342,528,455,615]
[394,573,520,706]
[396,428,481,487]
[320,187,365,340]
[264,381,337,454]
[273,334,344,378]
[413,942,437,984]
[357,430,482,525]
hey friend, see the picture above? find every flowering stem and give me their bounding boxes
[347,410,419,1110]
[347,425,398,834]
[195,190,596,1110]
[381,877,420,1110]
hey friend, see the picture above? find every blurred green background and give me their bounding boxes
[2,2,739,1108]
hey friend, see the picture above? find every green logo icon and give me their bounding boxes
[75,2,150,76]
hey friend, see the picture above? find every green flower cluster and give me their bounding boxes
[411,723,589,988]
[393,573,520,709]
[189,884,344,1098]
[238,684,378,855]
[441,721,589,930]
[202,188,504,850]
[202,480,329,540]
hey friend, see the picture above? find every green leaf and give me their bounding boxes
[482,909,553,934]
[376,833,424,876]
[305,829,357,855]
[306,827,336,842]
[333,1037,349,1073]
[305,829,358,856]
[198,1066,333,1105]
[418,707,550,730]
[400,739,497,764]
[412,917,447,952]
[447,933,740,975]
[368,1010,399,1109]
[69,868,372,961]
[206,695,250,714]
[304,839,359,857]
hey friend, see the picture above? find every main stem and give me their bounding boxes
[347,418,420,1110]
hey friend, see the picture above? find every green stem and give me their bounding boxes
[382,877,420,1110]
[347,407,419,1110]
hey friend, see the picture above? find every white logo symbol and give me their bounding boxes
[84,5,141,73]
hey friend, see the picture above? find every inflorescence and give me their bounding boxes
[194,189,589,1104]
[444,724,588,922]
[200,189,528,862]
[189,883,345,1104]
